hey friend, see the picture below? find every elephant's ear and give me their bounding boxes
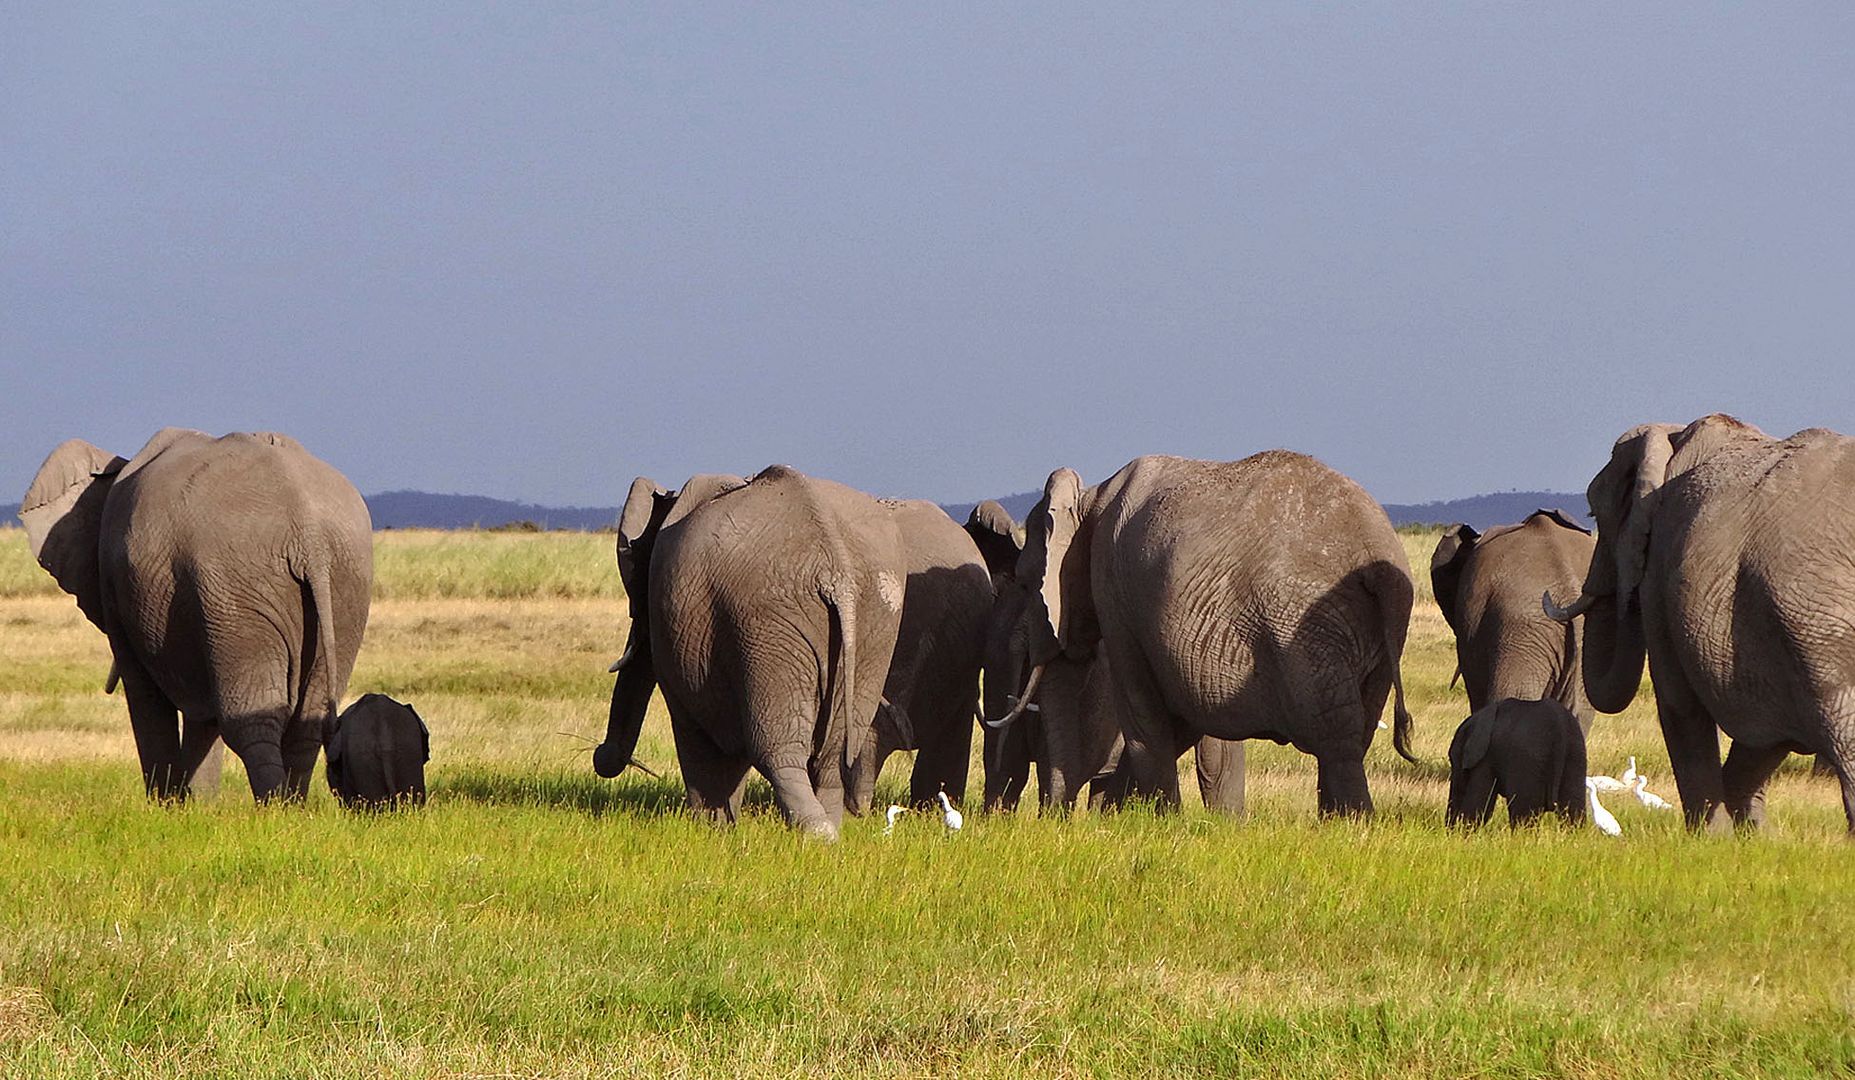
[20,440,127,631]
[616,476,675,614]
[1021,469,1086,652]
[964,500,1023,582]
[1459,712,1494,771]
[1588,425,1678,604]
[1429,523,1478,634]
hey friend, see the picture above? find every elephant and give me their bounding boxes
[1546,415,1855,833]
[20,428,372,801]
[1431,509,1595,727]
[1445,697,1587,827]
[327,693,429,809]
[590,466,906,839]
[983,452,1417,816]
[967,501,1244,814]
[846,499,992,814]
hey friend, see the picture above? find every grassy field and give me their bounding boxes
[0,527,1849,1077]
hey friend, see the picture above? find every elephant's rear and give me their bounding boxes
[1122,452,1414,753]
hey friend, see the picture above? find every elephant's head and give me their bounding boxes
[20,439,129,631]
[980,469,1097,731]
[963,500,1023,587]
[592,473,746,779]
[1428,522,1481,633]
[1544,423,1682,712]
[326,693,430,809]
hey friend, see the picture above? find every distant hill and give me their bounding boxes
[364,491,619,531]
[945,490,1588,531]
[1381,491,1589,530]
[1,488,1590,533]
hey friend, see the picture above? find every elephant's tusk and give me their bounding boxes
[1542,590,1597,623]
[627,757,661,779]
[104,661,120,695]
[981,664,1046,730]
[607,641,636,673]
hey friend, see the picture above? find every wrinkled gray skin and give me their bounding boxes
[1446,698,1587,827]
[968,501,1243,814]
[1432,510,1595,728]
[1546,415,1855,833]
[986,453,1417,816]
[591,466,906,839]
[846,500,990,813]
[327,693,429,809]
[21,429,372,801]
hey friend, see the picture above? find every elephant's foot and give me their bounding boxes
[1315,755,1374,817]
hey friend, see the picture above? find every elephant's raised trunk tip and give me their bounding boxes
[1542,589,1596,624]
[981,663,1046,731]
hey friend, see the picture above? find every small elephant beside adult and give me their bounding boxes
[1446,698,1587,827]
[1431,509,1595,726]
[1546,415,1855,833]
[966,501,1243,814]
[591,466,906,839]
[21,428,372,801]
[985,452,1418,816]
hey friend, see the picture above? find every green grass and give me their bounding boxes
[1,527,1851,1077]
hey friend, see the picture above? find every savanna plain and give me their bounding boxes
[0,527,1849,1078]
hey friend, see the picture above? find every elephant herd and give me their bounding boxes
[19,416,1855,837]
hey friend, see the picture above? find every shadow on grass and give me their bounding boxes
[433,765,780,819]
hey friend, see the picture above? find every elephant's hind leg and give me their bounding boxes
[177,717,225,799]
[118,660,186,800]
[909,709,973,809]
[220,707,298,802]
[1315,752,1373,817]
[672,720,751,825]
[1721,740,1791,828]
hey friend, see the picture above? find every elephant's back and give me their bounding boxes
[1465,515,1593,624]
[1110,451,1407,580]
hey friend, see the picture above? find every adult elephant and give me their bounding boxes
[1546,415,1855,833]
[20,429,372,801]
[1431,509,1595,726]
[591,466,906,839]
[985,453,1416,816]
[968,501,1243,813]
[845,499,992,814]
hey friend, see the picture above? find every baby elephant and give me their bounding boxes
[1446,698,1586,827]
[326,694,430,809]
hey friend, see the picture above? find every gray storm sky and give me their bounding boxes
[5,4,1853,508]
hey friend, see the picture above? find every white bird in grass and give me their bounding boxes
[936,790,963,832]
[1586,777,1623,836]
[1631,774,1674,811]
[884,804,908,835]
[1586,774,1629,794]
[1621,756,1639,787]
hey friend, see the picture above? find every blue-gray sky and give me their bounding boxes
[5,4,1853,507]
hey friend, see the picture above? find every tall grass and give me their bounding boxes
[0,527,1850,1077]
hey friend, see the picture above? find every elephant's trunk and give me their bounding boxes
[981,664,1045,731]
[593,629,656,779]
[1578,592,1646,715]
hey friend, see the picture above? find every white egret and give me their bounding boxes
[1586,777,1622,836]
[1631,775,1674,811]
[1621,756,1639,787]
[937,790,963,832]
[884,805,908,834]
[1586,774,1628,794]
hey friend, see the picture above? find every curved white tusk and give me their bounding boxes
[1542,590,1598,623]
[981,664,1046,730]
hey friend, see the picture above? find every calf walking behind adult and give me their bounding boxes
[21,428,372,801]
[991,452,1417,815]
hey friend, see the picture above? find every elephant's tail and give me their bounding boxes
[821,587,864,775]
[1371,561,1421,765]
[300,564,342,729]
